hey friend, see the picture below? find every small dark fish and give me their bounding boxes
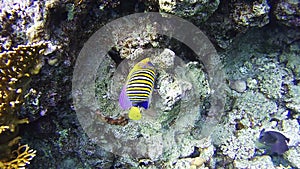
[258,129,290,155]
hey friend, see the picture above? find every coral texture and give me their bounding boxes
[0,145,36,169]
[230,0,270,28]
[159,0,220,23]
[1,0,299,168]
[274,0,300,27]
[0,43,47,168]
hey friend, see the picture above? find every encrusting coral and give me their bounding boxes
[230,0,270,28]
[159,0,220,23]
[0,42,47,168]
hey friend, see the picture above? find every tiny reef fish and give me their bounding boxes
[119,58,156,120]
[258,129,290,155]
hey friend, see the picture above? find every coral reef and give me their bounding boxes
[204,0,298,49]
[274,0,300,27]
[0,0,50,49]
[0,43,47,168]
[203,0,271,49]
[280,41,300,81]
[284,146,300,168]
[159,0,220,23]
[282,119,300,149]
[218,26,300,168]
[0,0,299,168]
[234,155,276,169]
[230,0,270,28]
[111,16,159,59]
[154,49,209,112]
[0,43,47,132]
[256,59,286,100]
[284,85,300,113]
[89,48,212,166]
[221,128,258,160]
[230,91,277,127]
[163,137,214,169]
[0,144,36,169]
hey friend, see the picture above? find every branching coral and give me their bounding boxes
[0,42,47,168]
[0,43,47,133]
[0,144,36,169]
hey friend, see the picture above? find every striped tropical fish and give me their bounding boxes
[119,58,156,120]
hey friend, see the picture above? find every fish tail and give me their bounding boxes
[128,106,142,120]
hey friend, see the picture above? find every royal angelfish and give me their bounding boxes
[119,58,156,120]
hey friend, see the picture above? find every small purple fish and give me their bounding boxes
[258,129,290,155]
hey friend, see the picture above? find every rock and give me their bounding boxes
[159,0,220,24]
[230,0,270,28]
[284,85,300,113]
[229,80,247,93]
[274,0,300,27]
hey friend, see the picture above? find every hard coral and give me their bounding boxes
[0,1,48,49]
[0,42,47,133]
[111,16,158,59]
[221,128,257,160]
[0,144,36,169]
[231,0,270,28]
[274,0,300,27]
[159,0,220,24]
[0,42,47,168]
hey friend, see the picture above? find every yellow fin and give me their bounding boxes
[128,107,142,120]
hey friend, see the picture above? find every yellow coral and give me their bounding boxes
[0,126,9,134]
[0,144,36,169]
[0,42,47,169]
[0,42,47,133]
